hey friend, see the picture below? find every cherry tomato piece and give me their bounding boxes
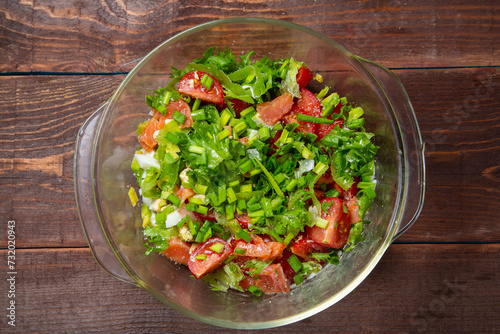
[290,234,330,261]
[256,92,294,125]
[307,197,350,249]
[178,71,224,106]
[161,237,191,266]
[188,237,233,279]
[296,66,313,89]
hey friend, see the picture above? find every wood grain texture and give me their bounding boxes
[0,244,498,333]
[0,0,498,73]
[0,67,499,248]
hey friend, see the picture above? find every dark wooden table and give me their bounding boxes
[1,1,499,333]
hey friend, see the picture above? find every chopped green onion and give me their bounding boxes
[201,74,213,90]
[196,205,209,216]
[218,184,227,204]
[229,117,240,127]
[225,203,236,219]
[237,199,247,210]
[192,98,201,111]
[301,146,315,160]
[271,197,282,210]
[167,194,181,207]
[220,108,232,127]
[248,210,264,217]
[233,121,247,135]
[258,126,270,141]
[249,168,261,176]
[196,254,208,261]
[236,229,252,243]
[227,187,237,204]
[285,179,297,192]
[196,221,212,243]
[180,94,191,103]
[128,188,138,206]
[191,109,206,121]
[239,160,255,174]
[252,158,284,197]
[136,120,149,135]
[165,132,180,144]
[240,184,252,193]
[314,217,329,229]
[162,91,172,105]
[228,180,240,187]
[248,203,261,212]
[189,196,204,205]
[186,203,197,212]
[176,216,190,228]
[288,254,303,273]
[189,219,200,236]
[155,104,167,115]
[211,223,224,233]
[278,129,289,144]
[325,188,340,198]
[234,248,246,255]
[209,242,225,254]
[240,106,255,118]
[313,162,328,175]
[217,128,231,141]
[284,232,295,246]
[274,173,287,184]
[164,152,178,164]
[248,285,262,297]
[194,184,208,195]
[297,113,334,124]
[293,274,305,285]
[188,145,205,154]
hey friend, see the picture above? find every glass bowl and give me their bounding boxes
[74,17,425,329]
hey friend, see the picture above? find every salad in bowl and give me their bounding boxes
[129,47,378,295]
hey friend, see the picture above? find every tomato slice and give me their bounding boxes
[188,237,233,279]
[256,92,293,125]
[161,236,191,265]
[233,235,285,262]
[240,264,290,294]
[192,208,217,222]
[316,118,344,141]
[307,197,350,249]
[296,66,313,89]
[345,195,361,224]
[165,99,193,129]
[282,88,321,134]
[283,106,316,134]
[178,71,224,106]
[174,186,195,204]
[272,249,297,283]
[235,212,250,229]
[343,180,361,224]
[290,234,330,261]
[138,118,161,152]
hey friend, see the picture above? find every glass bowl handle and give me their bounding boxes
[354,57,426,241]
[74,103,136,285]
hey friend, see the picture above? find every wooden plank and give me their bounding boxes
[396,67,500,241]
[0,75,124,248]
[0,244,498,332]
[0,1,498,73]
[0,67,498,248]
